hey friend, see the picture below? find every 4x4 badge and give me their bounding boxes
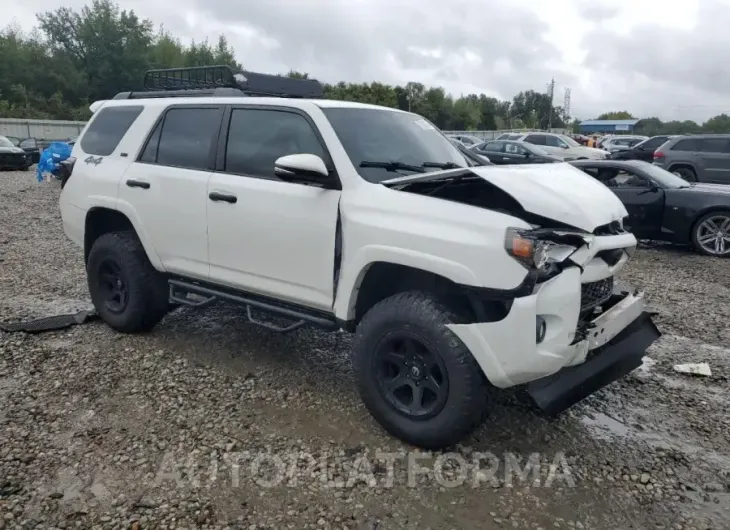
[84,156,103,166]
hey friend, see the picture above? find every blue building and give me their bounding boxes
[578,119,641,134]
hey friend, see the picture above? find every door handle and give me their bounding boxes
[126,179,150,189]
[209,191,237,204]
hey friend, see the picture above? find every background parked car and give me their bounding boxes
[494,133,526,141]
[6,136,41,165]
[470,139,563,165]
[653,134,730,183]
[512,132,608,160]
[570,159,730,256]
[0,136,33,170]
[601,136,648,153]
[610,135,678,163]
[447,134,482,147]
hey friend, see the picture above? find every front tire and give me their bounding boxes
[87,231,169,332]
[691,211,730,257]
[352,291,487,449]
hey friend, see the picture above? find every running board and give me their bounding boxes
[168,279,339,332]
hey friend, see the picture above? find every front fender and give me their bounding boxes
[333,245,481,320]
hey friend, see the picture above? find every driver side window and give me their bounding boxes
[595,168,649,189]
[544,135,563,148]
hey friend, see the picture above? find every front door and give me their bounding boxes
[206,106,341,311]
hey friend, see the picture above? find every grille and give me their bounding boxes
[580,277,614,313]
[593,220,626,236]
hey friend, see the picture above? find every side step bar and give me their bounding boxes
[168,279,340,333]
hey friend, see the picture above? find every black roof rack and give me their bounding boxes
[113,65,324,100]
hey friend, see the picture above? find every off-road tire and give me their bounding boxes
[352,291,487,449]
[87,231,169,333]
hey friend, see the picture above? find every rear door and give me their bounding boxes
[119,105,224,279]
[697,138,730,183]
[478,141,508,163]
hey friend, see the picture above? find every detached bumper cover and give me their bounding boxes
[527,311,660,415]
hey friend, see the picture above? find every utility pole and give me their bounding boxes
[547,78,555,130]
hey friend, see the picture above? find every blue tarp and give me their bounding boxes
[36,142,73,182]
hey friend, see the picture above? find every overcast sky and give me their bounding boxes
[7,0,730,122]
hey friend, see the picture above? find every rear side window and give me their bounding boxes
[640,137,667,150]
[143,107,222,170]
[698,138,730,153]
[80,106,143,156]
[482,141,505,152]
[524,134,546,145]
[670,138,699,152]
[224,108,326,179]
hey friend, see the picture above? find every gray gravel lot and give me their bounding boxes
[1,169,729,530]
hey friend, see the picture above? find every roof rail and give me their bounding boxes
[112,65,324,100]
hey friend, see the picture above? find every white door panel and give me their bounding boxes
[119,163,211,278]
[207,175,340,310]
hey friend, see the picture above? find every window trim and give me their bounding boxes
[135,103,226,171]
[214,104,341,188]
[81,105,145,157]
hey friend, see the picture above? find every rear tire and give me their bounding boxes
[352,291,487,449]
[691,210,730,257]
[87,231,169,332]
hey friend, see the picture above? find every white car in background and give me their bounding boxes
[514,132,608,160]
[601,136,648,153]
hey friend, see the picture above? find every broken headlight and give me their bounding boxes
[504,228,573,281]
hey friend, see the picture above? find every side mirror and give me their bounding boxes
[561,144,569,149]
[274,154,335,187]
[638,183,659,195]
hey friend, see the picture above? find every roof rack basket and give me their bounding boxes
[113,65,324,100]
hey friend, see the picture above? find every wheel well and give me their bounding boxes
[84,208,135,263]
[352,262,509,327]
[668,163,695,173]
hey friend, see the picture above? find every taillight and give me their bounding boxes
[653,151,665,160]
[59,157,76,188]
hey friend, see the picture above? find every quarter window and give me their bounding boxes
[81,105,143,156]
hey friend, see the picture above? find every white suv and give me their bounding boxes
[515,132,608,160]
[59,67,660,449]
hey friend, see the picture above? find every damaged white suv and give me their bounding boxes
[59,67,660,449]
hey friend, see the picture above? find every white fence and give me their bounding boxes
[0,118,86,141]
[442,128,571,140]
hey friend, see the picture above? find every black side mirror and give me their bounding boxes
[637,183,659,195]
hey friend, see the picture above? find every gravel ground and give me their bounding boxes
[1,169,729,530]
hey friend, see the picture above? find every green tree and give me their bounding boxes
[597,111,635,120]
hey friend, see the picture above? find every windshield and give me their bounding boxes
[627,161,690,188]
[321,107,472,183]
[0,136,16,148]
[560,135,580,147]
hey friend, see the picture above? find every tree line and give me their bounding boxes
[2,0,729,135]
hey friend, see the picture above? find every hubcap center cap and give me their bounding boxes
[410,365,422,378]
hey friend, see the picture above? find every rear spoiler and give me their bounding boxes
[89,100,109,114]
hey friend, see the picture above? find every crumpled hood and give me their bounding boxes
[469,163,628,231]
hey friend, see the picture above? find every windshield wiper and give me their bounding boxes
[360,160,426,173]
[422,162,464,169]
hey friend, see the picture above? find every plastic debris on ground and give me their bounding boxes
[36,142,72,183]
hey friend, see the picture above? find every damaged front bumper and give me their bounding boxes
[447,266,661,413]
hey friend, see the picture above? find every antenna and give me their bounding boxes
[547,78,555,129]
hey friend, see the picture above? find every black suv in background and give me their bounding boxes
[653,134,730,183]
[610,135,677,163]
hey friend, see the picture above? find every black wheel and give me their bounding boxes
[671,166,697,182]
[87,231,169,332]
[352,291,487,449]
[691,211,730,257]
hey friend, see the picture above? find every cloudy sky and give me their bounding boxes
[7,0,730,122]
